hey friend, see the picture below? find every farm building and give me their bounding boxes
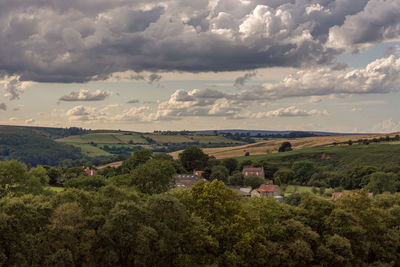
[242,167,264,177]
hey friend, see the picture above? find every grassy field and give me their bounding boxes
[236,143,400,174]
[144,134,193,143]
[72,143,112,157]
[56,133,123,144]
[170,132,400,159]
[116,134,148,144]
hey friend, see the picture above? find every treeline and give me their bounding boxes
[1,154,400,265]
[335,134,400,146]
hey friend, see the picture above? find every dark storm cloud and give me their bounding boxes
[0,0,400,83]
[234,71,256,87]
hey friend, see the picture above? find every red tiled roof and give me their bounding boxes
[257,184,278,192]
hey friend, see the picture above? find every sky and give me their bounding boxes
[1,0,400,133]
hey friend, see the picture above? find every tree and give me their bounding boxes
[222,158,238,175]
[274,167,295,184]
[365,172,399,194]
[292,161,315,185]
[256,161,279,178]
[130,159,176,194]
[64,166,85,180]
[348,140,353,146]
[244,175,265,189]
[64,175,109,191]
[238,159,253,171]
[42,166,62,185]
[209,165,229,183]
[121,149,153,171]
[152,153,173,161]
[178,146,208,172]
[278,142,292,152]
[228,171,244,186]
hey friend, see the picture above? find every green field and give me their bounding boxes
[72,143,112,157]
[116,134,148,144]
[236,143,400,174]
[144,134,193,143]
[56,133,123,144]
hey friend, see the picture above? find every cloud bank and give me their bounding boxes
[1,0,400,83]
[59,89,111,101]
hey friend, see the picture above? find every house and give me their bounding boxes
[85,167,97,176]
[193,170,204,177]
[251,183,284,202]
[174,173,205,188]
[242,167,265,177]
[256,184,283,197]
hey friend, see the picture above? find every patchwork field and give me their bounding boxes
[170,132,400,159]
[56,131,252,159]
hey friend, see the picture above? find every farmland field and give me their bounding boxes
[71,143,112,157]
[143,134,193,143]
[56,133,123,144]
[169,132,400,159]
[116,134,148,144]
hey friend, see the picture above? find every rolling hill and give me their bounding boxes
[170,132,400,159]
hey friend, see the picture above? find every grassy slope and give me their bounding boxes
[171,132,400,159]
[0,126,82,166]
[72,144,111,157]
[236,143,400,173]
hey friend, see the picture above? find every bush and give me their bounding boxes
[278,142,292,152]
[228,171,244,186]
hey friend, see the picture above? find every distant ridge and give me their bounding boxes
[196,129,371,136]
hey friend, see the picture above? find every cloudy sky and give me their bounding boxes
[1,0,400,133]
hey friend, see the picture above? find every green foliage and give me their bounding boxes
[278,141,292,152]
[1,155,400,266]
[121,149,153,172]
[0,126,82,166]
[228,171,244,186]
[244,175,265,189]
[129,159,176,194]
[366,172,400,194]
[274,167,294,184]
[178,146,209,172]
[63,166,85,180]
[209,165,229,183]
[0,161,47,195]
[222,158,238,175]
[64,175,109,191]
[292,161,315,185]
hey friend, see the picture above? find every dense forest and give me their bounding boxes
[1,146,400,266]
[0,127,83,166]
